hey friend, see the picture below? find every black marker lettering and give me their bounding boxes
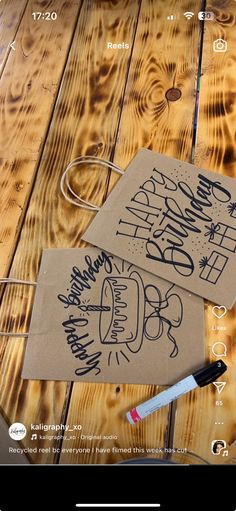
[116,219,150,240]
[62,315,101,376]
[57,251,113,308]
[198,174,231,203]
[146,239,194,276]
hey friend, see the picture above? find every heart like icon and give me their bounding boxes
[212,305,227,319]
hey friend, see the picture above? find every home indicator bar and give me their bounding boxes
[75,506,161,508]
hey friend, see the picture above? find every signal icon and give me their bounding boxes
[184,11,194,19]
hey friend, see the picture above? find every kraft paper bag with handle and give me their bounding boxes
[22,247,204,385]
[82,149,236,309]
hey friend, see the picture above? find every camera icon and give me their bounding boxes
[213,38,227,52]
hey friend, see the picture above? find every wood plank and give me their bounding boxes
[0,0,141,464]
[173,0,236,464]
[0,0,81,278]
[60,382,169,464]
[61,0,203,464]
[0,0,27,71]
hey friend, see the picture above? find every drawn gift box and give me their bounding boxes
[205,222,236,253]
[199,251,228,284]
[227,202,236,218]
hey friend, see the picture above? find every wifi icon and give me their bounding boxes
[184,11,194,19]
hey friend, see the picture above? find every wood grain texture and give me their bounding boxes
[61,0,203,464]
[194,0,236,177]
[173,0,236,464]
[0,0,81,277]
[0,0,141,464]
[60,382,168,464]
[112,0,203,170]
[0,0,27,71]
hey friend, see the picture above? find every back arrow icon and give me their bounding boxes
[10,41,16,51]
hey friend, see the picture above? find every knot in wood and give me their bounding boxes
[165,88,182,101]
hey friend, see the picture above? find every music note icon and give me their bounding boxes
[31,433,37,440]
[222,450,228,457]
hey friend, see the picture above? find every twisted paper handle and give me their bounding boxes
[60,155,124,210]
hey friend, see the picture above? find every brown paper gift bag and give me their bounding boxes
[0,156,206,385]
[80,150,236,309]
[4,247,204,385]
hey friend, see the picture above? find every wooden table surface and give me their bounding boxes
[0,0,235,465]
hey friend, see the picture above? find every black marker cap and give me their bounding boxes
[193,360,227,387]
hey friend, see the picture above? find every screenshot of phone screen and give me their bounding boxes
[0,0,235,473]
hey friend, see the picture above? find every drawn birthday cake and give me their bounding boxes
[99,276,143,350]
[97,271,183,357]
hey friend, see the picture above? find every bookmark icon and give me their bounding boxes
[213,381,226,394]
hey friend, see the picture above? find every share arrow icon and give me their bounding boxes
[213,381,226,394]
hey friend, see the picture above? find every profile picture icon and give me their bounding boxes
[211,439,226,455]
[8,422,27,441]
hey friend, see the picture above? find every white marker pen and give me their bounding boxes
[127,360,227,424]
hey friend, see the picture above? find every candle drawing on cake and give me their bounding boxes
[78,304,111,312]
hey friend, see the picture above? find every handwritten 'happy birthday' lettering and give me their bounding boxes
[116,168,231,277]
[58,251,113,378]
[58,251,113,308]
[62,316,102,376]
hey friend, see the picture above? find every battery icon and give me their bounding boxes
[198,11,215,20]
